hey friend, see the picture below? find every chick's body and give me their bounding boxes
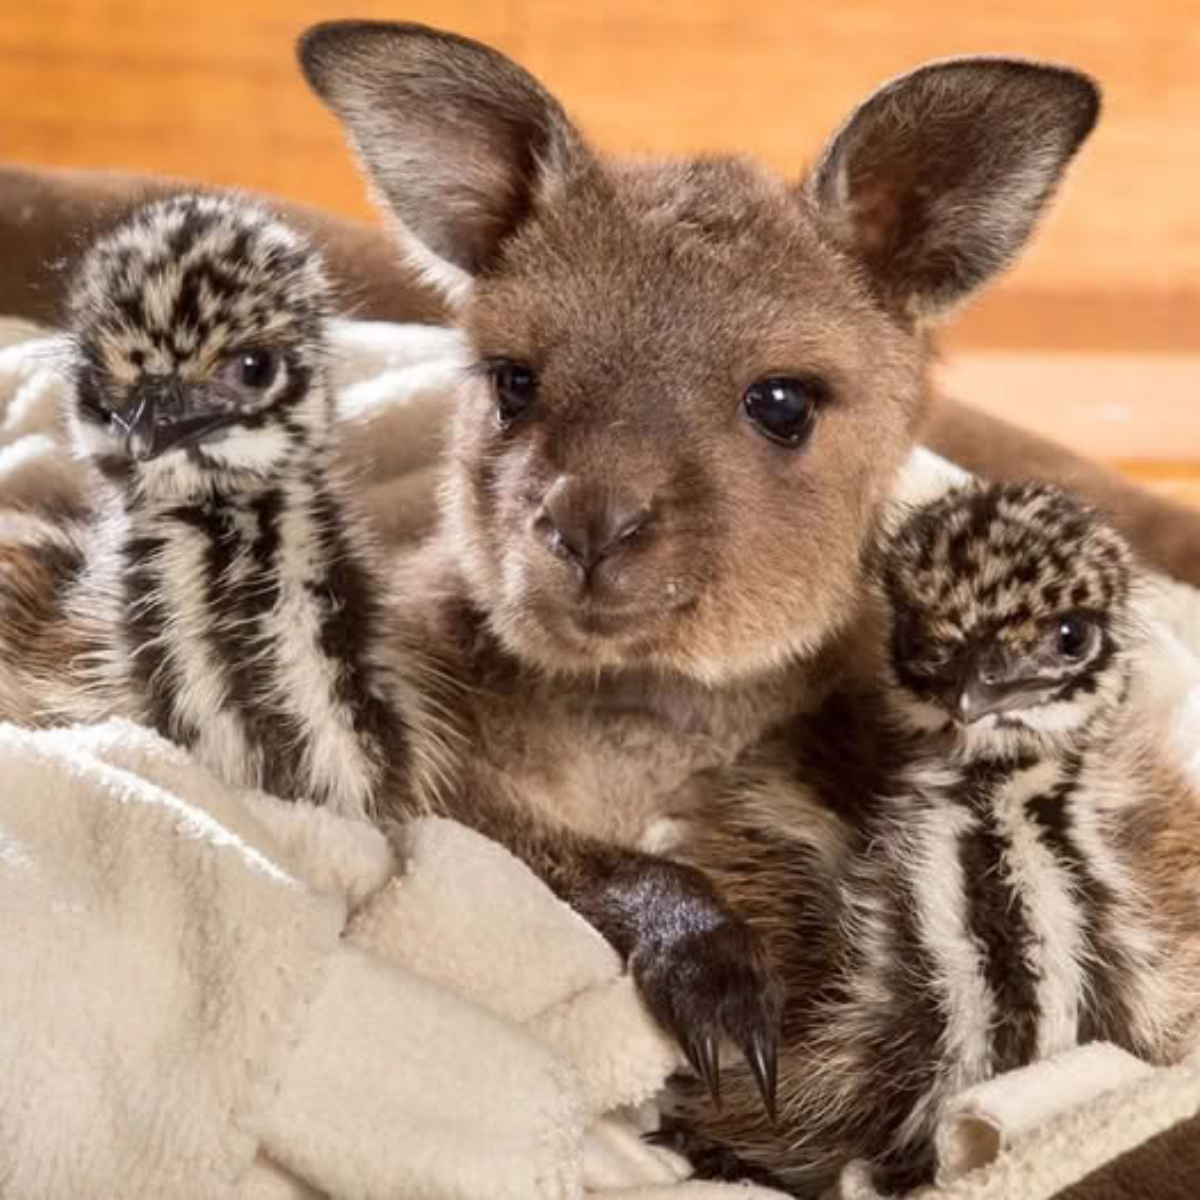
[23,194,434,817]
[669,482,1200,1195]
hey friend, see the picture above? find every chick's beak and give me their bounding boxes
[114,387,159,461]
[956,678,1026,723]
[953,649,1052,724]
[112,377,180,461]
[114,377,227,461]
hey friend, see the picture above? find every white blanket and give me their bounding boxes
[2,317,1200,1200]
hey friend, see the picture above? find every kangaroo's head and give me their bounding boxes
[300,23,1098,684]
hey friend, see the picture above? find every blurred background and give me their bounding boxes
[3,1,1197,500]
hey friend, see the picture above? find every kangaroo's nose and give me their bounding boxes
[535,475,654,574]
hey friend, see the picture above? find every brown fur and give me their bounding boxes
[0,512,93,722]
[1114,739,1200,1040]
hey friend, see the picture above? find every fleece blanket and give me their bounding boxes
[1,315,1199,1200]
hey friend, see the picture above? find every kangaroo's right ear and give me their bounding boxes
[299,20,588,306]
[806,58,1100,323]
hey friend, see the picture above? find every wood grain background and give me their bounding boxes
[4,1,1198,499]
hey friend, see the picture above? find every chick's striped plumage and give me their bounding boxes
[50,194,417,818]
[669,482,1198,1195]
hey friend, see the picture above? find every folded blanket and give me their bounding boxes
[2,716,778,1199]
[2,315,1200,1200]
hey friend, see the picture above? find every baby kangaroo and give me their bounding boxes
[669,482,1200,1194]
[43,192,779,1102]
[297,21,1103,1104]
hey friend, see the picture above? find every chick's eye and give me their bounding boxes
[743,376,823,447]
[225,348,279,392]
[490,360,538,426]
[1055,614,1096,662]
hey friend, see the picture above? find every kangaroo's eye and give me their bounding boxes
[489,360,538,427]
[223,348,279,392]
[743,376,824,447]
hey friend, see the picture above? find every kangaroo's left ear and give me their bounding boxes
[805,57,1100,323]
[299,20,590,307]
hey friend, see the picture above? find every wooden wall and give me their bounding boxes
[4,1,1198,495]
[7,2,1198,310]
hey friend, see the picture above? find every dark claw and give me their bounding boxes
[684,1031,722,1110]
[616,860,783,1121]
[740,1031,779,1124]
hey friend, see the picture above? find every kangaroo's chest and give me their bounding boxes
[459,665,806,848]
[469,695,741,846]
